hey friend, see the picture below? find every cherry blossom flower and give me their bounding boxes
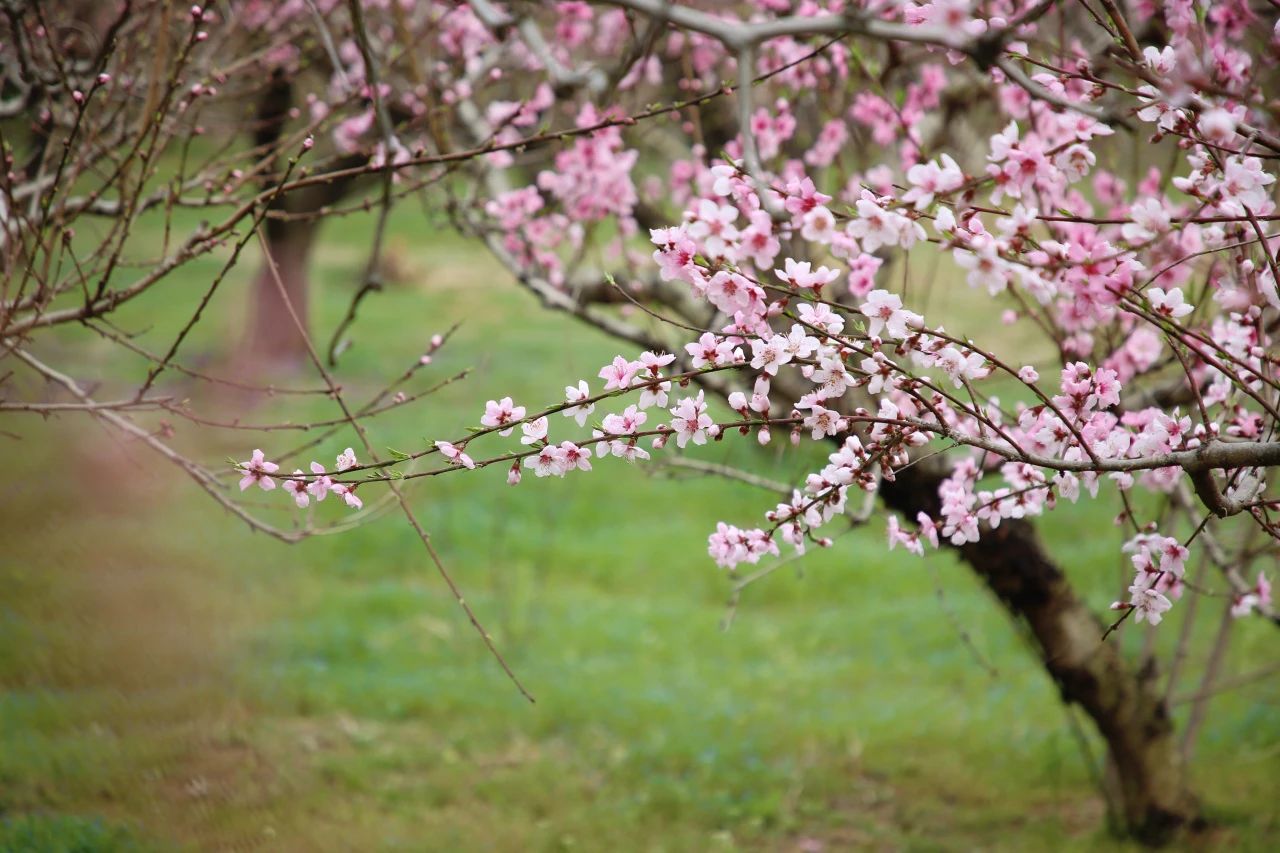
[481,397,527,436]
[283,471,310,508]
[239,449,278,491]
[1121,198,1171,243]
[1128,584,1173,625]
[903,153,964,209]
[670,392,713,448]
[685,332,740,368]
[749,334,792,376]
[800,206,837,243]
[599,355,641,390]
[332,483,363,510]
[801,403,842,440]
[685,199,739,257]
[521,417,550,445]
[563,381,595,426]
[1147,287,1194,319]
[525,443,567,477]
[558,441,593,472]
[859,290,921,339]
[775,258,840,293]
[887,515,924,556]
[306,461,333,502]
[436,441,476,469]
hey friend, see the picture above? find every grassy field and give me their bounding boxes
[1,214,1277,851]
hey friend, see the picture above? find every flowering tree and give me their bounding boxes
[4,0,1279,843]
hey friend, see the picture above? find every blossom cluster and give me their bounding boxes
[235,0,1278,632]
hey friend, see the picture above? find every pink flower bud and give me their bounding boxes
[757,427,771,446]
[72,90,84,104]
[507,462,521,486]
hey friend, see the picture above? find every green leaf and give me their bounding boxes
[387,447,411,460]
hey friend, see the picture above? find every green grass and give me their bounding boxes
[1,214,1277,851]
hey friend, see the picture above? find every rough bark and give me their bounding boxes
[242,71,362,368]
[880,465,1202,845]
[246,217,320,366]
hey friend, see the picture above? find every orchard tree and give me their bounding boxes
[3,1,1279,844]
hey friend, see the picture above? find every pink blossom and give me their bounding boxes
[284,471,310,508]
[306,461,333,502]
[669,392,713,448]
[482,397,527,436]
[749,334,792,376]
[436,441,476,469]
[903,153,964,210]
[1128,584,1173,625]
[685,199,739,258]
[239,449,278,492]
[331,483,362,510]
[859,290,921,339]
[775,258,840,293]
[1147,287,1194,319]
[525,444,567,477]
[521,417,550,445]
[563,382,595,426]
[685,332,740,368]
[558,441,593,472]
[846,254,884,298]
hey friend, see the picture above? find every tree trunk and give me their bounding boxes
[241,69,363,368]
[880,465,1202,845]
[760,281,1202,843]
[245,217,318,367]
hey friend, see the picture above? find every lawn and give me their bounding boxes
[1,213,1277,851]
